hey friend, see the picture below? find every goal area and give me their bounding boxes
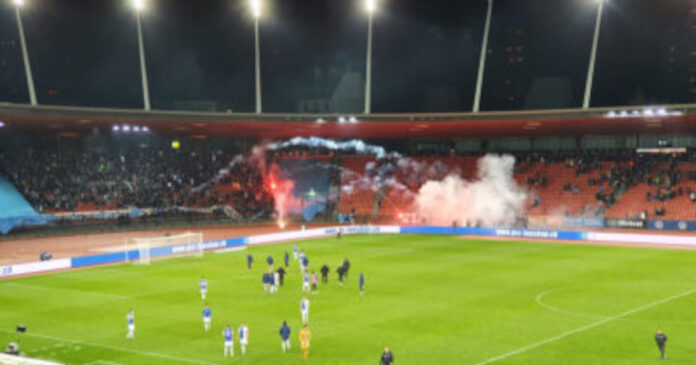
[126,232,204,264]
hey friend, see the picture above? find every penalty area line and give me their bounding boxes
[476,286,696,365]
[0,329,217,365]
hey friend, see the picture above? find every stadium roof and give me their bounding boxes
[2,102,696,139]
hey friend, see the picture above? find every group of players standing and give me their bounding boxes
[124,243,365,361]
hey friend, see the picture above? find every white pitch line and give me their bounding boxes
[476,286,696,365]
[0,329,217,365]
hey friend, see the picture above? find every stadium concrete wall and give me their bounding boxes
[2,225,696,279]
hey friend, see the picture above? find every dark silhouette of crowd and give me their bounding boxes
[0,148,273,218]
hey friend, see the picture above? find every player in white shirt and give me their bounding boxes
[202,304,212,332]
[199,276,208,300]
[302,272,311,292]
[238,323,249,356]
[222,324,234,357]
[300,297,310,324]
[273,272,280,293]
[126,309,135,339]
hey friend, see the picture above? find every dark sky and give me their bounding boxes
[0,0,693,113]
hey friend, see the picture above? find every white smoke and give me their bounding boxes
[414,155,527,227]
[267,137,399,158]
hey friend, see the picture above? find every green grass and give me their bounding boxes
[2,234,696,364]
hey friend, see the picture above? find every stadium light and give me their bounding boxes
[131,0,145,11]
[349,116,359,124]
[338,116,347,124]
[112,125,120,132]
[363,0,377,114]
[365,0,376,13]
[473,0,493,112]
[142,126,150,132]
[12,0,37,106]
[251,0,263,113]
[0,121,5,128]
[131,0,151,111]
[250,0,262,19]
[583,0,605,109]
[122,124,131,132]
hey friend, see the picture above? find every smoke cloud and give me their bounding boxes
[414,155,527,227]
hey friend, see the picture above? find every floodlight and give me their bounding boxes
[112,125,120,132]
[365,0,376,14]
[122,124,131,132]
[349,116,358,124]
[132,0,145,12]
[338,116,347,124]
[142,126,150,132]
[133,126,141,132]
[13,0,24,7]
[251,0,262,18]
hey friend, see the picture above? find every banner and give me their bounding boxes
[647,220,696,231]
[605,218,646,229]
[563,216,605,229]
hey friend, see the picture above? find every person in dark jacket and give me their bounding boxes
[655,329,667,360]
[342,258,351,278]
[337,266,346,286]
[284,251,290,268]
[380,347,394,365]
[320,264,330,283]
[277,266,286,286]
[247,253,253,271]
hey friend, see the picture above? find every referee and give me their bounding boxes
[380,347,394,365]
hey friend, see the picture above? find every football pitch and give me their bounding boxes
[2,234,696,364]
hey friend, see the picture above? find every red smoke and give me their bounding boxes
[267,163,302,228]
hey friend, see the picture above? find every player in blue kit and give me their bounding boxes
[126,308,135,339]
[302,272,311,292]
[280,321,291,353]
[199,276,208,300]
[247,253,253,271]
[222,324,234,357]
[300,297,310,324]
[239,323,249,355]
[284,251,290,268]
[203,304,212,332]
[267,255,274,268]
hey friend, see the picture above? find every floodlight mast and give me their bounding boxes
[132,0,151,111]
[252,0,263,114]
[364,0,376,114]
[13,0,37,106]
[473,0,493,113]
[583,0,605,109]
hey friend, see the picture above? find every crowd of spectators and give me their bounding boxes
[0,147,274,218]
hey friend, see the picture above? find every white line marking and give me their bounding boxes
[477,286,696,365]
[0,329,217,365]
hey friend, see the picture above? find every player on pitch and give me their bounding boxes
[239,322,249,356]
[202,304,212,332]
[222,324,234,357]
[280,321,291,353]
[199,276,208,300]
[299,324,312,360]
[300,297,310,324]
[126,308,135,339]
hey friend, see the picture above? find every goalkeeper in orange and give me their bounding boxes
[299,324,312,360]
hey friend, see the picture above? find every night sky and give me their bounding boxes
[0,0,693,113]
